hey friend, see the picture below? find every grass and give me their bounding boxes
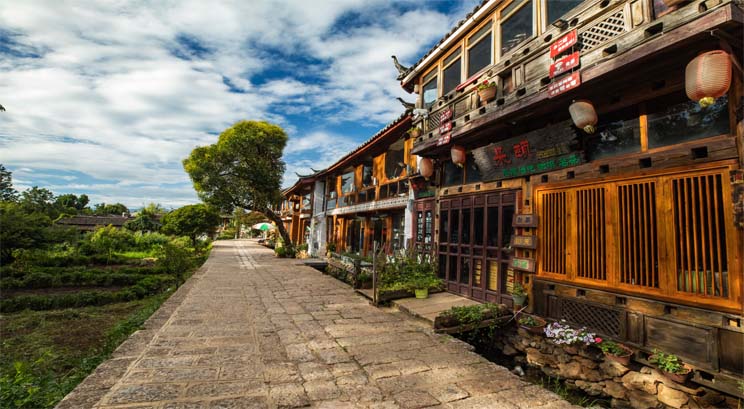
[0,292,172,409]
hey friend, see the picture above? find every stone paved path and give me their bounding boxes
[58,240,578,409]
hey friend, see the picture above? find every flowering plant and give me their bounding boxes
[477,79,496,91]
[544,320,600,346]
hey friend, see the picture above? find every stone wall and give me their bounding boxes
[493,328,735,409]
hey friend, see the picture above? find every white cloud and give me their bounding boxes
[0,0,479,207]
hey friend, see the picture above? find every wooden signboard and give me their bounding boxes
[439,108,453,122]
[550,51,580,78]
[471,120,584,181]
[513,214,537,227]
[550,30,577,58]
[511,257,536,273]
[505,267,515,294]
[548,71,581,97]
[511,235,537,249]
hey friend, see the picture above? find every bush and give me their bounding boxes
[156,241,193,282]
[133,232,169,250]
[89,226,135,264]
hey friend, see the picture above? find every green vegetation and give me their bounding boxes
[597,340,630,356]
[518,315,539,327]
[0,165,215,408]
[377,250,442,293]
[183,120,293,246]
[161,204,220,247]
[649,349,687,374]
[438,303,508,327]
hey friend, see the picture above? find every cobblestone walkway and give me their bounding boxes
[58,240,578,409]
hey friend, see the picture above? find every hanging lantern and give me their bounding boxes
[569,100,598,134]
[451,145,466,168]
[686,50,731,108]
[419,157,434,179]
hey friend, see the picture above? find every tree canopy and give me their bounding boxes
[93,202,129,216]
[183,120,292,245]
[161,204,221,246]
[0,164,17,202]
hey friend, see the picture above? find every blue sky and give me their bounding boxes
[0,1,479,208]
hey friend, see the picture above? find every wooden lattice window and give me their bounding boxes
[536,164,740,311]
[576,187,607,281]
[672,174,728,298]
[539,191,566,275]
[618,182,659,288]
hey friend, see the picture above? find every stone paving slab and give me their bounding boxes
[57,240,579,409]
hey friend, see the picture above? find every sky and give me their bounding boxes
[0,0,480,209]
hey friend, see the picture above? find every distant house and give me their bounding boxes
[56,215,131,231]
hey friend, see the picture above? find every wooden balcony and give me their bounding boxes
[412,0,742,154]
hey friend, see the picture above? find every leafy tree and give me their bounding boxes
[0,202,51,263]
[243,210,269,227]
[0,164,18,202]
[19,186,57,218]
[124,213,161,232]
[93,202,129,216]
[161,204,220,246]
[139,202,167,217]
[183,120,292,245]
[55,193,89,213]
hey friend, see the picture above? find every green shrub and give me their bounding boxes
[156,241,193,282]
[89,226,135,264]
[133,232,169,250]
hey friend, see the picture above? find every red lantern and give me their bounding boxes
[451,145,466,168]
[569,100,598,134]
[419,157,434,179]
[686,50,731,108]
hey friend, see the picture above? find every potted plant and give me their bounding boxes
[544,320,600,354]
[510,283,527,306]
[649,350,692,383]
[477,79,497,104]
[518,314,547,334]
[408,274,441,299]
[597,339,633,366]
[407,126,422,139]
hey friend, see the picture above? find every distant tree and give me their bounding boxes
[139,202,167,216]
[124,213,161,232]
[93,202,129,216]
[161,204,221,246]
[183,120,292,246]
[55,193,90,213]
[0,164,18,202]
[0,202,51,263]
[19,186,57,218]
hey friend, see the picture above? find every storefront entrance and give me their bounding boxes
[438,190,516,302]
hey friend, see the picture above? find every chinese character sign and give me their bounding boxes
[471,120,584,181]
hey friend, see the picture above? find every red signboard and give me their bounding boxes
[439,108,453,121]
[550,30,577,58]
[439,121,452,134]
[549,51,580,78]
[548,72,581,98]
[436,132,451,146]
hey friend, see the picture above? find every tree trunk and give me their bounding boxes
[260,207,292,248]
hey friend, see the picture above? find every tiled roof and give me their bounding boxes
[57,215,131,227]
[400,0,495,89]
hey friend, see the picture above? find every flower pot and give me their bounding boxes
[648,355,693,383]
[478,87,497,104]
[604,345,633,366]
[512,294,527,306]
[414,288,429,299]
[518,316,547,334]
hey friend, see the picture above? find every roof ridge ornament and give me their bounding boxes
[396,97,415,113]
[391,55,410,80]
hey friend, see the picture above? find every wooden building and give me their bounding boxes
[399,0,742,397]
[281,114,416,257]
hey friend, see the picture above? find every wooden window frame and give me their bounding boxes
[496,0,538,60]
[466,19,494,78]
[535,161,742,313]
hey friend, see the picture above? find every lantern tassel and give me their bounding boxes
[699,97,716,108]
